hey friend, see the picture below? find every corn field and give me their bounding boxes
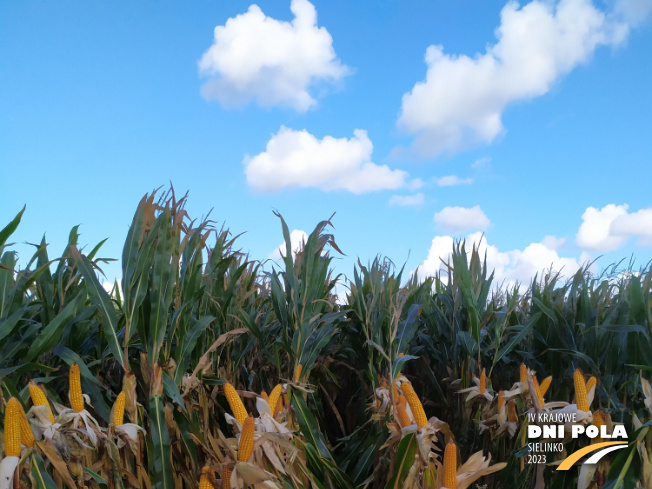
[1,188,651,489]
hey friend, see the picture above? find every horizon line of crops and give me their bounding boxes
[1,187,651,489]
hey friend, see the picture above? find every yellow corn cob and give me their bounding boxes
[113,392,125,426]
[28,381,55,424]
[260,390,268,401]
[497,391,505,412]
[392,383,399,404]
[238,414,255,462]
[223,383,247,425]
[70,363,84,413]
[222,467,232,489]
[401,381,428,429]
[591,411,605,444]
[479,369,486,394]
[4,397,22,457]
[442,439,457,489]
[519,363,527,384]
[585,376,597,393]
[507,400,517,423]
[294,364,303,382]
[539,376,552,397]
[267,384,282,416]
[574,369,589,412]
[199,466,214,489]
[17,401,35,448]
[396,395,411,428]
[531,376,545,407]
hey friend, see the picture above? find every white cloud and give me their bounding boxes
[434,205,490,233]
[244,126,412,193]
[577,204,652,251]
[198,0,349,111]
[416,232,582,287]
[435,175,474,187]
[398,0,633,157]
[389,193,425,207]
[471,157,492,170]
[268,229,308,260]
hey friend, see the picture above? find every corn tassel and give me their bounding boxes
[539,376,552,397]
[199,466,214,489]
[4,398,22,457]
[238,414,255,462]
[585,376,597,393]
[574,369,590,412]
[396,395,411,428]
[113,392,125,426]
[28,381,55,424]
[69,363,84,413]
[16,401,35,448]
[519,363,527,384]
[401,382,428,429]
[294,364,303,382]
[479,369,486,394]
[222,467,232,489]
[442,439,457,489]
[267,384,282,416]
[224,383,247,425]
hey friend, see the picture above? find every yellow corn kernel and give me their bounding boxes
[585,376,597,393]
[199,466,214,489]
[531,376,545,407]
[17,401,35,448]
[539,376,552,397]
[28,381,55,424]
[260,390,268,402]
[401,382,428,429]
[497,391,505,412]
[396,395,411,428]
[222,467,232,489]
[479,369,486,394]
[520,363,527,384]
[574,369,589,412]
[591,410,605,444]
[113,392,125,426]
[294,364,303,382]
[267,384,282,416]
[4,397,22,457]
[507,400,517,423]
[223,382,247,425]
[69,363,84,413]
[442,439,457,489]
[238,414,255,462]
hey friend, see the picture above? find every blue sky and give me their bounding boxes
[1,0,651,290]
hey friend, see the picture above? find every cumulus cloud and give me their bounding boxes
[435,175,474,187]
[244,127,412,193]
[198,0,349,111]
[416,232,582,286]
[389,193,425,207]
[577,204,652,251]
[434,205,490,233]
[268,229,308,260]
[398,0,634,157]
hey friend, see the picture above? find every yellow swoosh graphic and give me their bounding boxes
[556,441,628,471]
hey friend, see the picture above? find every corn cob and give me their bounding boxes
[539,376,552,397]
[28,381,55,424]
[294,364,303,382]
[591,411,605,444]
[585,376,597,393]
[396,395,412,428]
[392,383,399,404]
[267,384,282,416]
[70,363,84,413]
[223,383,247,425]
[401,381,428,429]
[16,401,35,448]
[4,398,22,457]
[531,376,545,407]
[260,390,268,401]
[497,391,505,412]
[519,363,527,384]
[442,439,457,489]
[479,369,486,394]
[574,369,590,412]
[222,466,232,489]
[113,392,125,426]
[238,414,255,462]
[199,466,214,489]
[507,400,517,423]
